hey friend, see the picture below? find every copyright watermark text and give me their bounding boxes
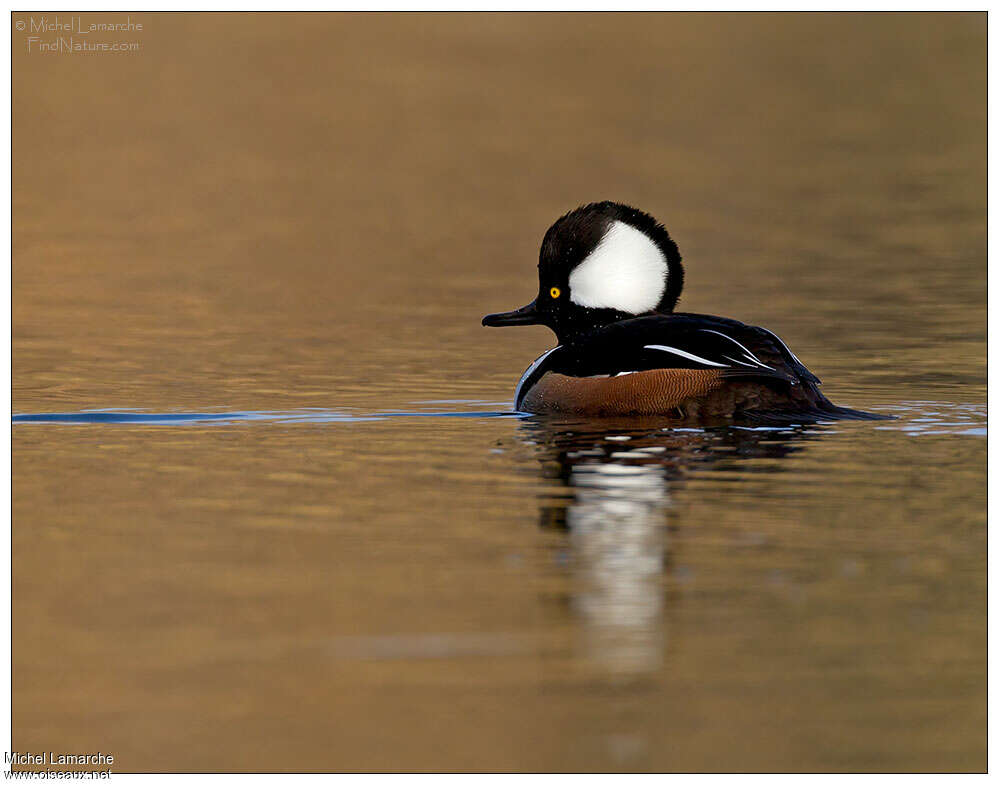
[4,752,112,779]
[14,15,142,53]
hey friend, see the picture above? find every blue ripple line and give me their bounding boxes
[12,408,527,425]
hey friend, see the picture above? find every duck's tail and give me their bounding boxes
[816,402,893,421]
[742,397,893,426]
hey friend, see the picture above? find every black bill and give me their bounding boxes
[482,299,541,327]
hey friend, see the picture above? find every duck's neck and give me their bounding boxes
[553,307,644,344]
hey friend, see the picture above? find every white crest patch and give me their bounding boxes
[568,220,667,314]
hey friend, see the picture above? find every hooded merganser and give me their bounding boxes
[483,201,882,422]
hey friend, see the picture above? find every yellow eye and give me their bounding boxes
[550,287,561,299]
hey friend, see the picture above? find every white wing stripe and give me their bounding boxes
[700,329,770,367]
[644,344,729,368]
[757,327,804,364]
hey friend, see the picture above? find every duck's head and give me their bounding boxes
[482,201,684,343]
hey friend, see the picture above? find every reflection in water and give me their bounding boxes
[523,418,821,675]
[568,460,668,675]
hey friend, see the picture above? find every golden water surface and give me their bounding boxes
[13,13,986,772]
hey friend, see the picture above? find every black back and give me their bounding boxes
[515,312,822,410]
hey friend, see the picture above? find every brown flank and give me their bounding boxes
[520,369,731,416]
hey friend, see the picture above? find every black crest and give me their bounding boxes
[539,201,685,313]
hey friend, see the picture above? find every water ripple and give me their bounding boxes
[11,400,984,436]
[872,401,986,437]
[12,406,526,426]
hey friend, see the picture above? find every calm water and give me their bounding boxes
[13,13,985,772]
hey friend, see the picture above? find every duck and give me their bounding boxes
[482,201,882,422]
